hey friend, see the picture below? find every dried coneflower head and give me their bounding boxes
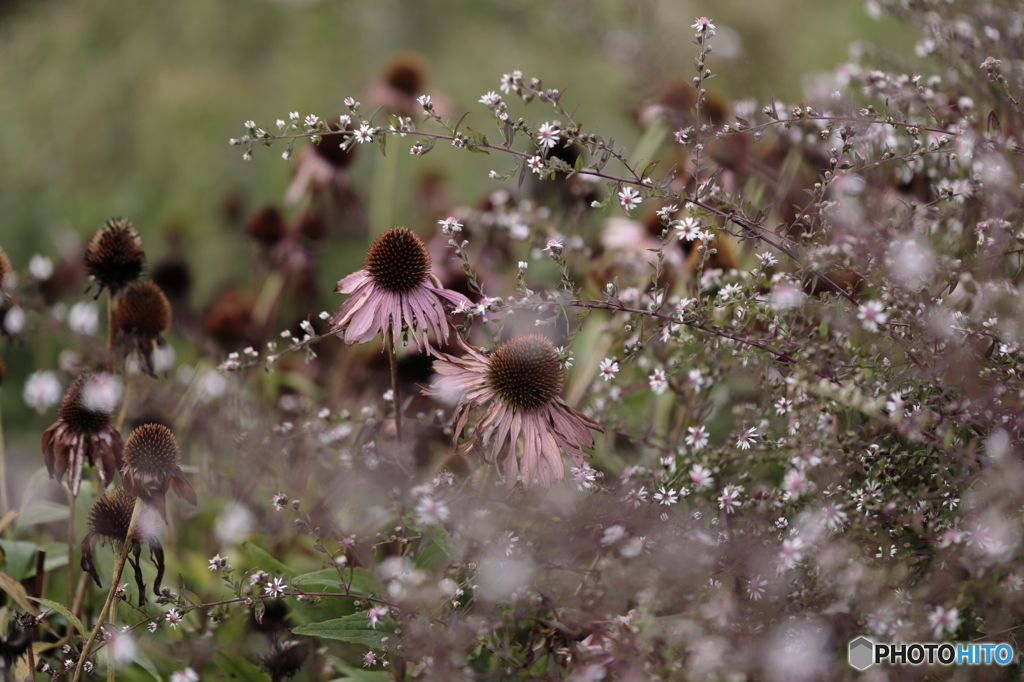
[80,486,164,606]
[383,52,428,98]
[330,226,470,350]
[259,639,310,682]
[364,226,432,293]
[41,373,124,496]
[245,205,287,247]
[116,280,172,375]
[486,335,564,411]
[121,423,196,521]
[428,335,601,488]
[84,218,145,296]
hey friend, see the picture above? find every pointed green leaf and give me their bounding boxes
[293,567,384,596]
[26,597,84,635]
[292,612,393,648]
[241,541,298,578]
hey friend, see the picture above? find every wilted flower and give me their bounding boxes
[80,486,164,606]
[427,335,602,488]
[41,373,124,496]
[120,424,197,521]
[115,280,172,376]
[84,218,145,297]
[259,639,310,681]
[329,226,470,350]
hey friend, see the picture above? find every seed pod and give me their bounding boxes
[120,423,196,521]
[84,218,145,296]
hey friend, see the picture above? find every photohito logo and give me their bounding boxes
[848,637,1014,670]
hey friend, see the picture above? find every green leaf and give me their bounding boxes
[0,539,41,580]
[325,658,393,682]
[292,613,393,648]
[0,571,38,615]
[15,502,69,528]
[292,567,384,597]
[214,650,271,682]
[26,597,84,636]
[241,541,298,578]
[377,130,387,157]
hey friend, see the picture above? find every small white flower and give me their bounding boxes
[527,155,545,174]
[927,606,960,638]
[415,496,450,526]
[618,187,642,213]
[3,305,25,335]
[499,71,521,94]
[479,91,502,107]
[416,94,432,108]
[778,537,804,569]
[264,577,287,598]
[689,463,714,489]
[571,463,597,491]
[536,122,560,149]
[409,143,424,155]
[289,111,300,122]
[303,114,319,127]
[367,606,389,629]
[857,300,888,332]
[685,425,709,450]
[598,358,619,381]
[746,575,768,601]
[691,16,716,32]
[756,251,778,268]
[68,301,99,336]
[29,254,53,280]
[735,427,758,450]
[353,124,374,144]
[622,486,648,508]
[775,397,793,415]
[165,608,183,629]
[653,487,678,505]
[23,370,62,414]
[649,367,668,395]
[717,484,743,513]
[170,669,200,682]
[675,217,702,241]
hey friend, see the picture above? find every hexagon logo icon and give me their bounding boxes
[848,637,874,671]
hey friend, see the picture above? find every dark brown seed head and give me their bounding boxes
[383,52,428,97]
[245,205,286,247]
[486,335,564,411]
[87,486,137,543]
[57,374,114,434]
[121,423,196,520]
[260,640,310,681]
[117,280,171,338]
[84,218,145,294]
[123,423,180,479]
[364,227,431,293]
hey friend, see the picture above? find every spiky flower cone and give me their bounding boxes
[120,423,196,521]
[80,486,164,605]
[41,374,124,496]
[330,226,470,350]
[84,218,145,296]
[428,335,602,488]
[116,280,172,375]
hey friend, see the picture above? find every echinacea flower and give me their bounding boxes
[427,335,602,488]
[80,486,164,606]
[41,373,125,496]
[329,226,470,350]
[259,639,310,681]
[116,280,172,376]
[120,423,197,522]
[84,218,145,297]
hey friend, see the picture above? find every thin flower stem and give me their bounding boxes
[387,330,403,442]
[72,497,143,682]
[115,372,134,432]
[65,488,76,639]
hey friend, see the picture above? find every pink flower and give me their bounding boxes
[330,227,470,351]
[427,335,602,488]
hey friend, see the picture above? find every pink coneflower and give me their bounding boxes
[427,335,602,488]
[330,227,470,350]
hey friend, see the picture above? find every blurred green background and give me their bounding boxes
[0,0,915,436]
